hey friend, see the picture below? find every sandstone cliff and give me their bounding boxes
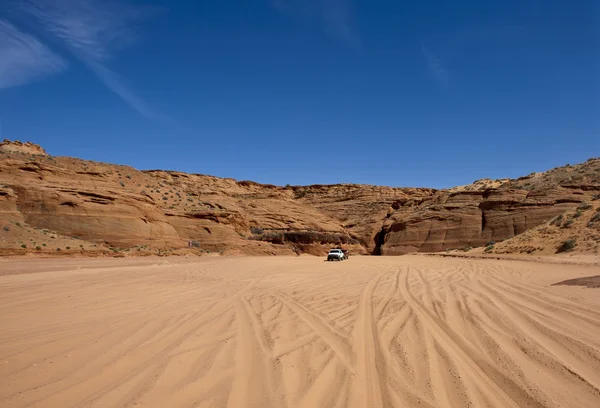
[488,200,600,256]
[0,140,598,256]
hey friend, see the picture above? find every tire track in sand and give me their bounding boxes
[350,272,387,408]
[226,298,283,408]
[474,278,600,395]
[4,256,600,408]
[374,267,401,319]
[272,293,355,373]
[399,267,546,408]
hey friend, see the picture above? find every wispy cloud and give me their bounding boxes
[4,0,159,118]
[272,0,359,46]
[421,42,449,86]
[0,20,67,90]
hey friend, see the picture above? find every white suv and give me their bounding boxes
[327,249,345,261]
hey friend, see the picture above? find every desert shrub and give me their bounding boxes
[590,212,600,223]
[264,232,286,245]
[250,227,264,235]
[294,189,308,199]
[562,218,573,228]
[484,244,494,253]
[66,246,70,250]
[462,246,473,252]
[162,196,168,200]
[556,239,576,253]
[285,231,322,245]
[15,222,21,227]
[42,243,46,246]
[190,240,201,248]
[485,240,496,247]
[578,202,592,211]
[550,214,563,226]
[592,194,600,201]
[286,231,358,245]
[20,244,26,249]
[2,226,9,231]
[56,248,61,251]
[249,230,358,246]
[249,231,285,245]
[36,246,41,250]
[126,174,131,179]
[573,210,583,218]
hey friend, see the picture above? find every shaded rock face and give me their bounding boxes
[294,184,436,254]
[0,141,598,256]
[377,188,596,255]
[490,200,600,256]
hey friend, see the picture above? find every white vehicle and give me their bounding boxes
[327,249,346,261]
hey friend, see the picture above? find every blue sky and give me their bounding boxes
[0,1,598,188]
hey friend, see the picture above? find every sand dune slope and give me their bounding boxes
[1,256,600,408]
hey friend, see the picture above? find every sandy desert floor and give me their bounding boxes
[1,255,600,408]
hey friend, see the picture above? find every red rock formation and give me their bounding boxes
[378,188,588,255]
[0,139,48,156]
[0,140,598,256]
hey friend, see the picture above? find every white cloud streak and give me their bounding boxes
[87,61,156,119]
[3,0,158,119]
[272,0,359,45]
[421,42,449,86]
[0,20,67,90]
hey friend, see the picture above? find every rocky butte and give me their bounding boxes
[0,139,598,257]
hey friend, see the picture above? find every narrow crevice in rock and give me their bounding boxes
[481,210,487,232]
[372,226,387,255]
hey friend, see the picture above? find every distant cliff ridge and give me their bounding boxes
[0,140,598,256]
